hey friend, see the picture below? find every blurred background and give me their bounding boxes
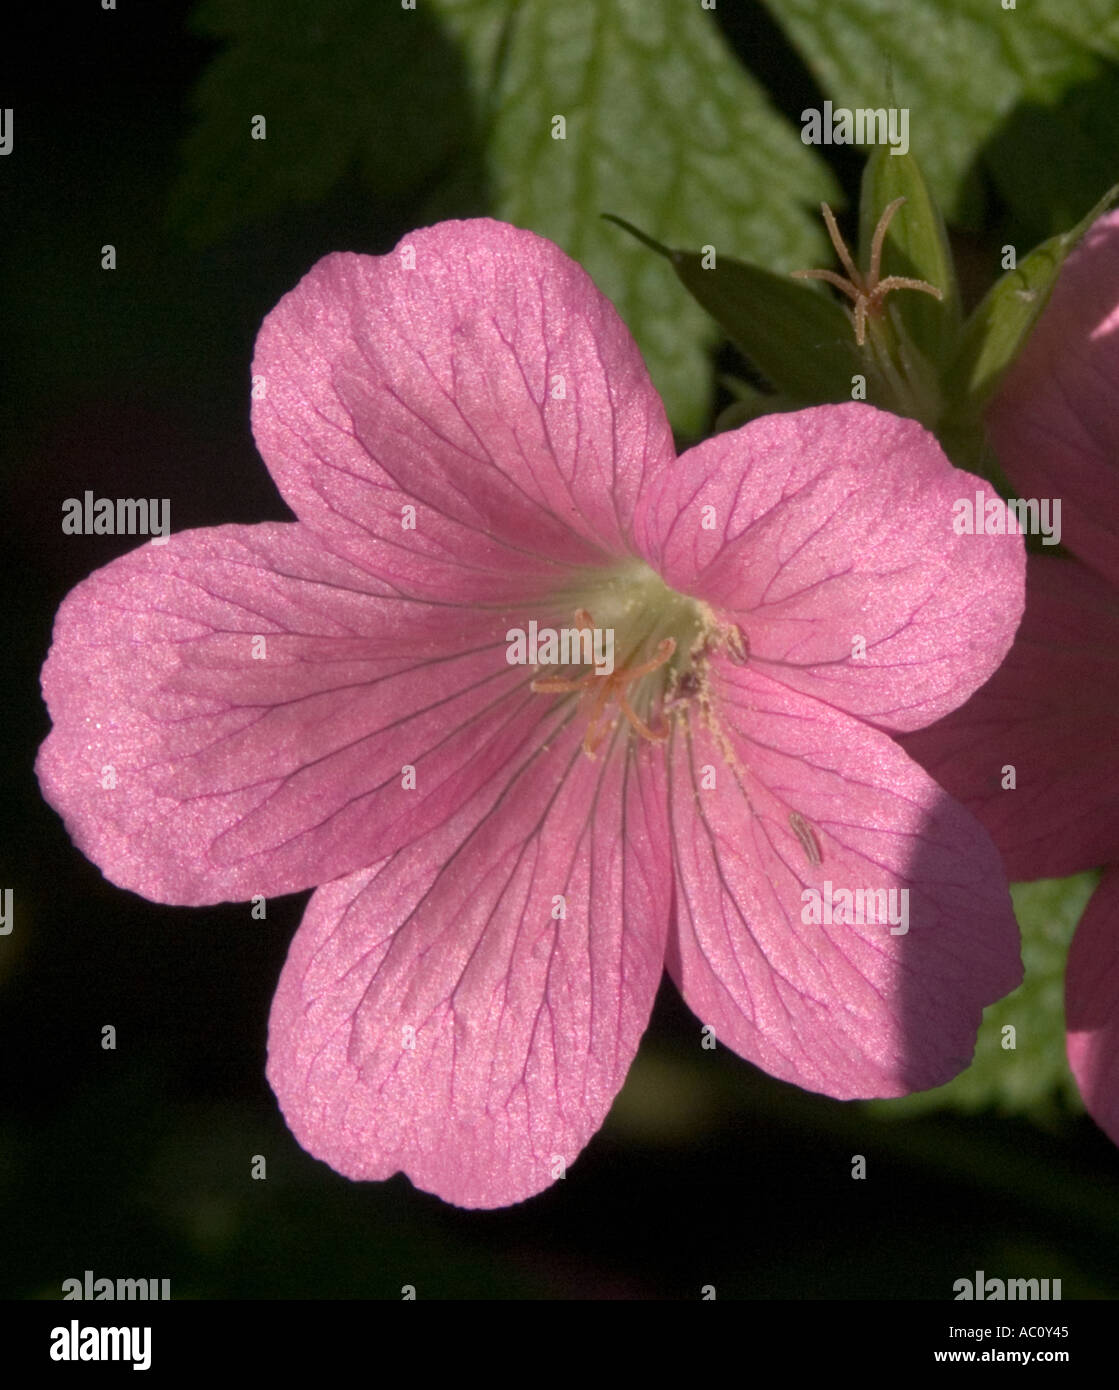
[3,0,1119,1299]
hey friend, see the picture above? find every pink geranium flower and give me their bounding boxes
[37,219,1024,1208]
[903,209,1119,1145]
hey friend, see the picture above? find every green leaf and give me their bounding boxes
[169,0,481,243]
[982,65,1119,249]
[763,0,1119,233]
[868,873,1099,1122]
[943,183,1119,413]
[430,0,838,434]
[175,0,835,433]
[858,148,962,370]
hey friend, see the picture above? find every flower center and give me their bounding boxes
[524,559,739,759]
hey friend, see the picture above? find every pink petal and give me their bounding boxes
[987,209,1119,590]
[665,658,1021,1098]
[1066,866,1119,1146]
[633,403,1025,732]
[251,219,676,600]
[900,556,1119,880]
[266,721,671,1209]
[37,523,571,904]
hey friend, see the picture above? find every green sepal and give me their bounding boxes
[858,146,962,371]
[942,183,1119,415]
[604,214,860,405]
[714,380,803,432]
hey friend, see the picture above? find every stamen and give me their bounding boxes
[615,638,676,684]
[529,608,678,758]
[618,689,669,744]
[789,811,823,867]
[530,671,599,694]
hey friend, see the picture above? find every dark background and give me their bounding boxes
[2,1,1117,1300]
